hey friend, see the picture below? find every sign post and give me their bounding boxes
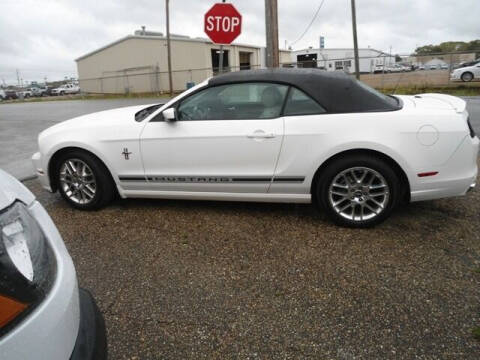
[204,3,242,73]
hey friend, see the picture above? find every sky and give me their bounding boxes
[1,0,479,84]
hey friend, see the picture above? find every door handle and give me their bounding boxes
[247,131,276,139]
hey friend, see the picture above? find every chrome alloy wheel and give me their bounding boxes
[328,167,390,222]
[59,159,97,204]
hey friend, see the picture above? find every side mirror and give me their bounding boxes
[162,107,176,122]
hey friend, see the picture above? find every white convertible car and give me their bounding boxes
[32,69,478,227]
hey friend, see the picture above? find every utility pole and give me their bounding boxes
[16,69,20,86]
[350,0,360,79]
[265,0,279,68]
[218,0,226,74]
[165,0,173,96]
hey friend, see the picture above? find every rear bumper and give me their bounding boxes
[70,289,107,360]
[410,135,479,202]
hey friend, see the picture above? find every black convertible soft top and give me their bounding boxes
[208,68,400,113]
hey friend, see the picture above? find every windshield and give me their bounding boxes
[354,79,401,109]
[135,104,163,122]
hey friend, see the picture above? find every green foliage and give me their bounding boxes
[414,40,480,56]
[473,327,480,340]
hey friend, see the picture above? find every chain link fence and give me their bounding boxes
[77,50,479,95]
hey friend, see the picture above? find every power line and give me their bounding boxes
[290,0,327,47]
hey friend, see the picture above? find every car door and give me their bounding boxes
[140,82,288,193]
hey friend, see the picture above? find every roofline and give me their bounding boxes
[292,47,392,55]
[75,35,263,62]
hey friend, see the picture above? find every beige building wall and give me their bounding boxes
[77,36,263,94]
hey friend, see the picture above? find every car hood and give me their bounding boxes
[395,94,466,113]
[0,169,35,210]
[39,104,157,138]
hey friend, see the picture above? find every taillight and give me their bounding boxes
[467,117,476,138]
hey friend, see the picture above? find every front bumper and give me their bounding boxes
[32,151,53,192]
[70,289,107,360]
[0,201,79,359]
[450,72,461,81]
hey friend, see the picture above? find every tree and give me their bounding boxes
[414,40,480,57]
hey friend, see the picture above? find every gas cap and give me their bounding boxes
[417,125,439,146]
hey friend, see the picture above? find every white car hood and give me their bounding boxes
[39,103,157,138]
[0,169,35,210]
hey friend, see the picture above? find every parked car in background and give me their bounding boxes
[429,65,437,70]
[32,69,478,228]
[441,64,449,70]
[31,86,52,97]
[17,88,33,98]
[51,83,80,96]
[450,60,480,82]
[455,59,480,69]
[418,65,426,70]
[0,169,107,359]
[1,89,18,100]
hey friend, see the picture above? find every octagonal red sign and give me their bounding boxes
[204,3,242,45]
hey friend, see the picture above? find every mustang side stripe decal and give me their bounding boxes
[119,176,305,183]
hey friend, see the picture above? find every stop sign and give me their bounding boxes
[204,3,242,45]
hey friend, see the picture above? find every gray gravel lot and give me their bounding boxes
[25,163,480,359]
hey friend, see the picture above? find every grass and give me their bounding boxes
[0,92,173,105]
[380,85,480,96]
[472,327,480,340]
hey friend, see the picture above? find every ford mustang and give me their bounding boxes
[32,69,479,227]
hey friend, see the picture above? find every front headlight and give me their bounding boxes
[0,202,56,335]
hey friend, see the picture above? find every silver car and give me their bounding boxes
[0,169,107,359]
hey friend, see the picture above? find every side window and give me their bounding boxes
[283,87,327,116]
[177,82,288,121]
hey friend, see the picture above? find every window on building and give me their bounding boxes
[343,60,352,67]
[335,61,343,69]
[283,87,326,116]
[177,82,288,121]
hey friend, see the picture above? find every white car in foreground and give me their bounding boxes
[450,60,480,82]
[0,169,107,359]
[32,69,478,227]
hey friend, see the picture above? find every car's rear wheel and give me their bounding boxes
[461,72,473,82]
[56,151,115,210]
[316,155,400,228]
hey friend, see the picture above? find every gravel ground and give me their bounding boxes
[24,161,480,359]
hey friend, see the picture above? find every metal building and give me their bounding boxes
[290,47,396,74]
[76,29,264,94]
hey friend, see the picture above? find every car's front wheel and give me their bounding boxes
[56,151,115,210]
[316,155,400,228]
[461,72,474,82]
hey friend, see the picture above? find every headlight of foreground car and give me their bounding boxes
[0,202,56,335]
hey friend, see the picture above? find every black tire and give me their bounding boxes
[60,91,65,96]
[461,72,473,82]
[316,155,401,228]
[55,150,115,210]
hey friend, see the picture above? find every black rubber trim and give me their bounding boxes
[272,177,305,183]
[118,176,145,181]
[70,288,107,360]
[119,175,305,184]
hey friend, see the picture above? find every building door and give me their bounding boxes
[211,49,229,73]
[239,52,252,70]
[297,54,317,68]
